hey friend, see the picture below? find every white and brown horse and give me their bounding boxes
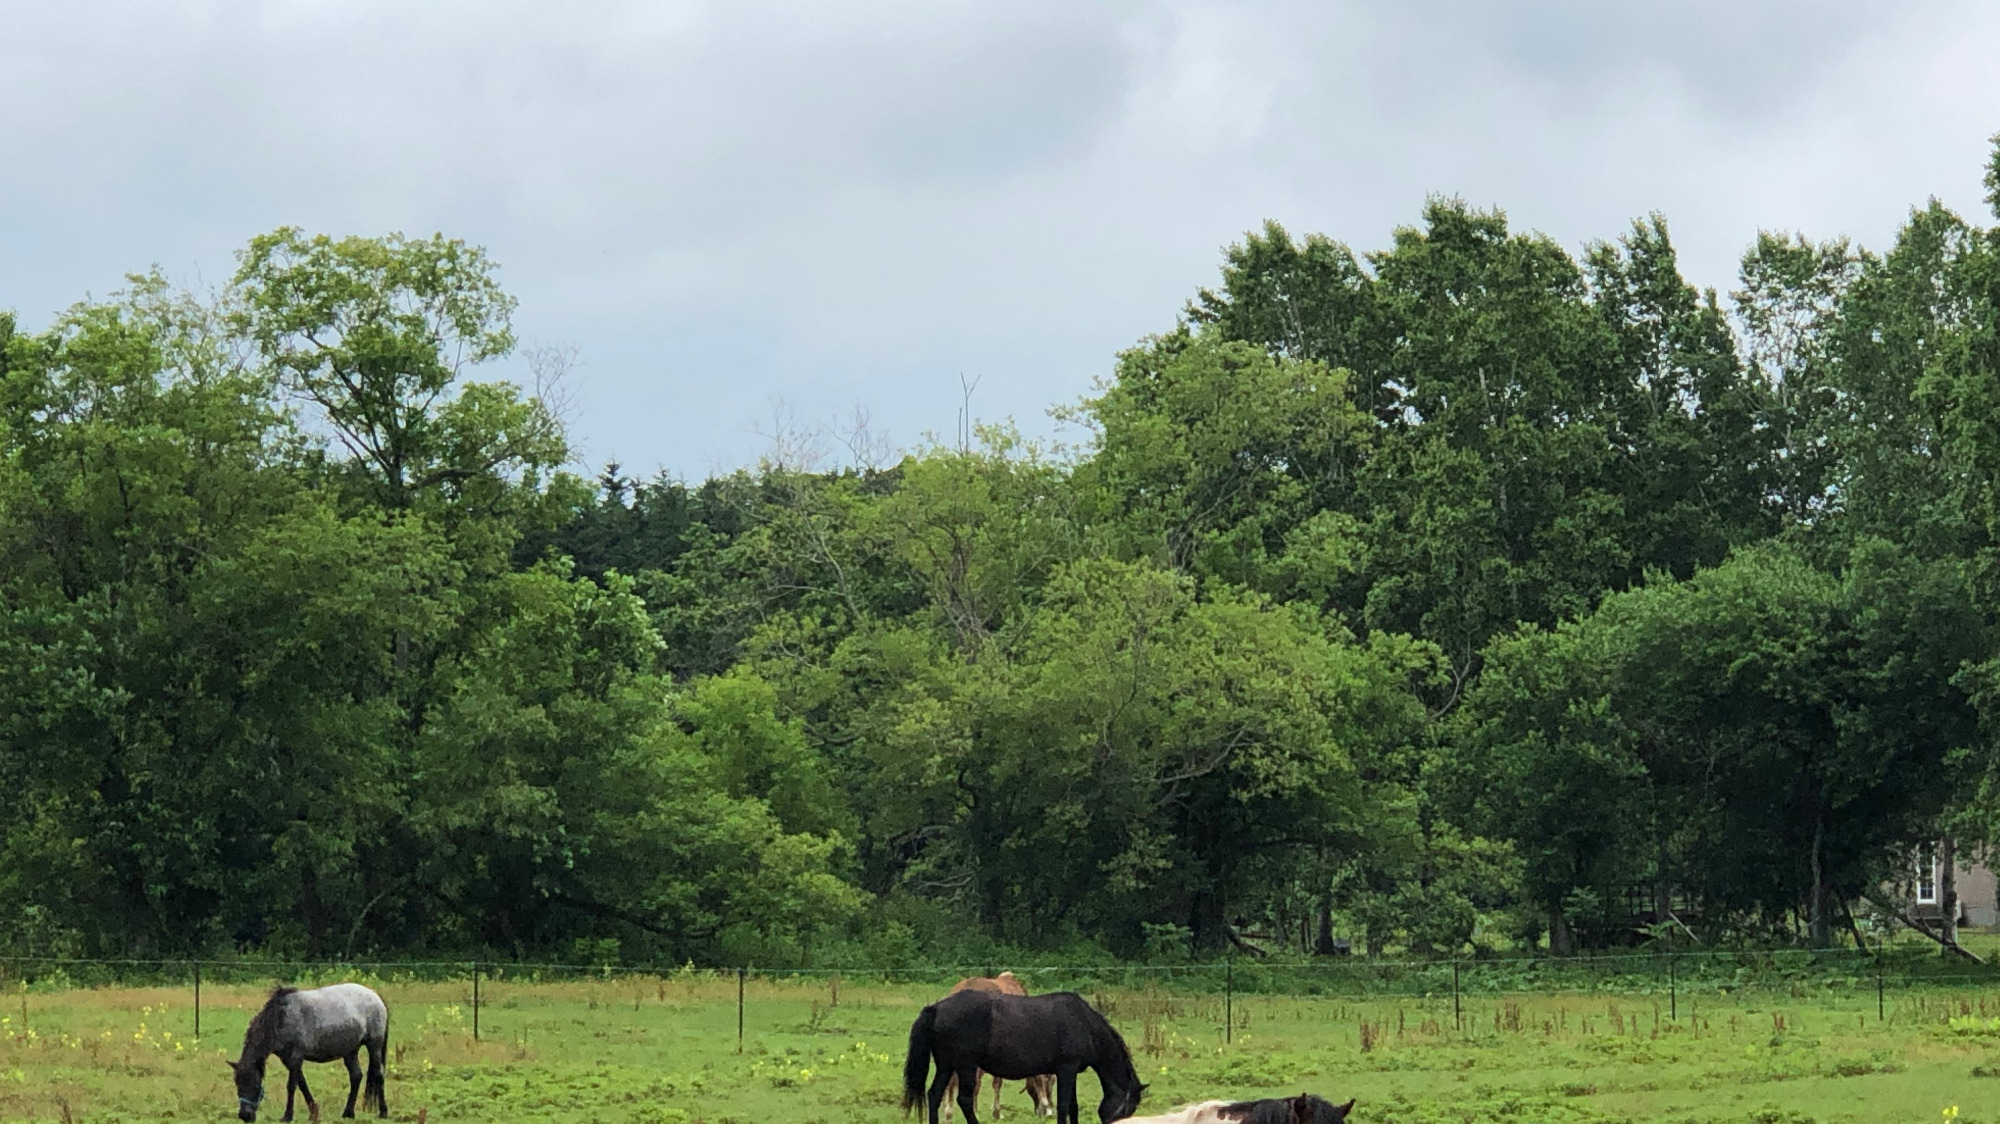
[1117,1095,1354,1124]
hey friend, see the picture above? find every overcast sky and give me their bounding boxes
[5,1,1997,478]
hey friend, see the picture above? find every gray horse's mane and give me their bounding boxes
[241,986,299,1060]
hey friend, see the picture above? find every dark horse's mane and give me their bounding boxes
[1082,995,1138,1083]
[240,986,299,1059]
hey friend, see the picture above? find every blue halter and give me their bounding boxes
[239,1091,263,1116]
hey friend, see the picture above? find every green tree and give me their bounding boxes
[232,228,564,512]
[1461,544,1983,947]
[849,557,1429,951]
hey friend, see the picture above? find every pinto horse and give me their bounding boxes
[1116,1095,1355,1124]
[942,973,1056,1121]
[904,989,1145,1124]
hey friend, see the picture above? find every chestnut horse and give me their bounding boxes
[941,973,1055,1120]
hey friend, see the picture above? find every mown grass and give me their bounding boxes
[0,973,1995,1123]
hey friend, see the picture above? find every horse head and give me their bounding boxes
[1288,1095,1353,1124]
[1100,1080,1147,1123]
[227,1058,266,1122]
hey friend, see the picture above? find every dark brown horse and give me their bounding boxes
[904,989,1144,1124]
[942,973,1055,1120]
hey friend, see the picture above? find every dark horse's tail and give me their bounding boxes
[363,1008,389,1116]
[902,1003,938,1116]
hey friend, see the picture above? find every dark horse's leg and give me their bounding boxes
[341,1052,362,1118]
[1054,1068,1079,1124]
[282,1057,316,1122]
[928,1064,954,1124]
[954,1066,982,1124]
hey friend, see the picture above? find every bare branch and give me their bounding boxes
[752,398,830,474]
[957,372,982,454]
[838,402,895,471]
[523,341,583,425]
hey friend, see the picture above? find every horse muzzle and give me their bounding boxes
[240,1095,261,1122]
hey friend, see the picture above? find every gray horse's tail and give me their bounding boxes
[363,1008,389,1115]
[902,1004,937,1116]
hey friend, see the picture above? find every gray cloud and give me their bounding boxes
[3,0,1995,476]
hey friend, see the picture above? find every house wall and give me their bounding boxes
[1960,860,1999,929]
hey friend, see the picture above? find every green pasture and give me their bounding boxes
[0,974,1996,1124]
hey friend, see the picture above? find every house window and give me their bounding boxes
[1917,846,1938,904]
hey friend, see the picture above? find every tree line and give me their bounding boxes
[5,140,2000,966]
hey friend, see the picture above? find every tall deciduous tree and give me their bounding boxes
[1461,544,1983,947]
[233,229,564,511]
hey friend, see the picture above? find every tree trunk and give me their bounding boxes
[1807,814,1830,947]
[1941,834,1960,950]
[1189,888,1228,954]
[1314,901,1337,956]
[1550,905,1574,956]
[1654,795,1672,923]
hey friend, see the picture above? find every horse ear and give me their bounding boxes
[1334,1100,1354,1120]
[1290,1095,1312,1124]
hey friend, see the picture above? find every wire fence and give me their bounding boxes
[0,947,1994,1049]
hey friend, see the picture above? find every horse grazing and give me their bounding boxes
[942,972,1056,1121]
[1118,1095,1355,1124]
[904,989,1144,1124]
[228,984,390,1122]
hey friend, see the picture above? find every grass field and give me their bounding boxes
[0,972,1997,1124]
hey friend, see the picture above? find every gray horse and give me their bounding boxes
[229,983,390,1122]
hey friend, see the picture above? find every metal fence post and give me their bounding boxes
[472,962,481,1040]
[737,967,746,1053]
[1452,960,1461,1032]
[1876,949,1885,1022]
[193,961,202,1039]
[1668,948,1676,1021]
